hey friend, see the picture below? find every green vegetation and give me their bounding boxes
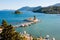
[1,20,8,28]
[15,10,22,14]
[33,38,37,40]
[33,6,60,14]
[0,20,24,40]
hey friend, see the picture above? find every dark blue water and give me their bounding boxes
[0,11,60,40]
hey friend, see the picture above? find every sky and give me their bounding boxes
[0,0,60,10]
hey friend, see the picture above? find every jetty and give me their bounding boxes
[14,16,39,27]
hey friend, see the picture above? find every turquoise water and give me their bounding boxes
[0,11,60,40]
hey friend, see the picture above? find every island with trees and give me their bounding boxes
[15,10,22,14]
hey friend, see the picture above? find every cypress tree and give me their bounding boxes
[1,20,8,28]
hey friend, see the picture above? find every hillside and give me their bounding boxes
[18,6,41,11]
[33,3,60,14]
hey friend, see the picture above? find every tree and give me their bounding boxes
[34,16,36,20]
[33,38,37,40]
[1,20,8,28]
[1,20,21,40]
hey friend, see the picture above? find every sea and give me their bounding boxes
[0,11,60,40]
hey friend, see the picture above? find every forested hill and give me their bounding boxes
[33,3,60,14]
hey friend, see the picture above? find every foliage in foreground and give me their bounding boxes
[0,20,23,40]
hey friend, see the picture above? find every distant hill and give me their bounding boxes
[18,6,41,11]
[0,10,15,12]
[0,9,15,11]
[33,3,60,14]
[0,10,15,14]
[1,3,60,14]
[53,3,60,6]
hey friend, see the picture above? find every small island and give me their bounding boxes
[19,16,39,27]
[24,16,39,22]
[15,10,22,14]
